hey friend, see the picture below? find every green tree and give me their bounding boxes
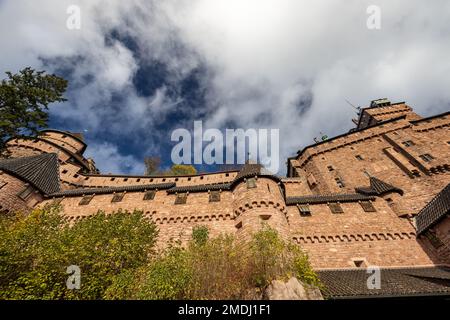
[0,206,158,299]
[107,225,320,300]
[144,156,162,175]
[0,67,67,153]
[167,164,197,176]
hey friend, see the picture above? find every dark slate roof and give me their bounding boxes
[286,193,375,205]
[230,162,282,187]
[356,176,403,196]
[47,182,175,197]
[415,183,450,235]
[233,163,263,181]
[0,153,60,194]
[318,266,450,299]
[167,183,232,194]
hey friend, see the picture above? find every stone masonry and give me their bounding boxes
[1,99,449,272]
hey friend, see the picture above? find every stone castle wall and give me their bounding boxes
[2,100,449,269]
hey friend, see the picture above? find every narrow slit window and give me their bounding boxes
[355,155,364,161]
[0,180,7,189]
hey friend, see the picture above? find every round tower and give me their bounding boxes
[231,165,290,243]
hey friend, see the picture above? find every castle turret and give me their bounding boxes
[231,164,290,242]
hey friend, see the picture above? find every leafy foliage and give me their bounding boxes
[0,206,319,300]
[0,206,158,299]
[0,67,67,153]
[143,156,198,176]
[107,224,320,300]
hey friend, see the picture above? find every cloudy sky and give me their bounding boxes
[1,0,449,175]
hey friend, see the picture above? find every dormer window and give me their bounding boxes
[246,178,257,189]
[111,193,125,203]
[143,190,156,200]
[175,193,187,205]
[79,195,94,205]
[209,191,221,202]
[328,203,344,214]
[297,204,311,216]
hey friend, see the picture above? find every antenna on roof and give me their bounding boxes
[345,99,362,115]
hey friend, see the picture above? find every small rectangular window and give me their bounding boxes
[143,190,156,200]
[402,140,415,147]
[175,193,187,205]
[419,154,434,162]
[328,203,344,214]
[61,169,68,174]
[18,185,34,200]
[247,178,257,189]
[209,191,221,202]
[111,193,125,203]
[79,195,94,205]
[335,177,345,188]
[327,165,334,171]
[297,204,311,216]
[360,201,376,212]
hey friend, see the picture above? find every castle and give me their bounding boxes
[1,99,449,298]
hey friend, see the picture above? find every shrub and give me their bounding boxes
[109,224,320,299]
[0,206,158,299]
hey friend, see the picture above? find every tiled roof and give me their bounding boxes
[0,153,60,194]
[47,182,175,197]
[286,193,375,205]
[167,183,232,194]
[233,163,263,181]
[231,163,282,187]
[317,266,450,299]
[415,183,450,235]
[356,176,403,196]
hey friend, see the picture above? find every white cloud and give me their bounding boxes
[84,142,145,175]
[1,0,449,174]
